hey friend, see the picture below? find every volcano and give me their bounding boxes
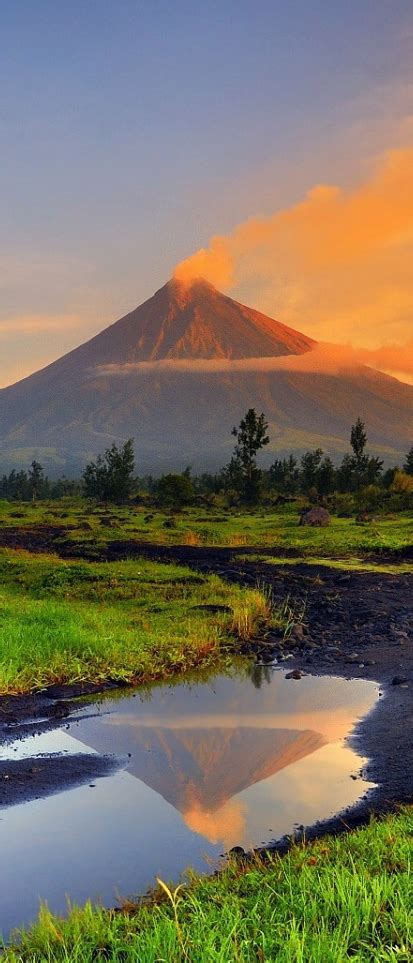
[0,277,412,470]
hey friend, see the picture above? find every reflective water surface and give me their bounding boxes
[0,665,378,938]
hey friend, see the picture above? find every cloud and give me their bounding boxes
[0,313,85,335]
[173,145,413,349]
[92,339,413,384]
[359,340,413,384]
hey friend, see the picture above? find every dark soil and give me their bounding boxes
[0,754,118,808]
[0,526,412,833]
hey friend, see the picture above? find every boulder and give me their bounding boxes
[299,506,331,527]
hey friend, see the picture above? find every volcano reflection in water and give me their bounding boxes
[0,665,378,938]
[70,664,377,848]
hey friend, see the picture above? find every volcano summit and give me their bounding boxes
[0,278,412,471]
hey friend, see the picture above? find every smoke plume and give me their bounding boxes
[173,145,413,352]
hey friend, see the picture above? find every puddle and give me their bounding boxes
[0,665,378,939]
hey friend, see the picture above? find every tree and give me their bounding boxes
[347,419,383,489]
[156,472,194,509]
[230,409,270,503]
[28,460,44,503]
[350,417,369,485]
[350,417,367,465]
[316,456,336,496]
[268,455,299,494]
[365,455,383,484]
[404,447,413,476]
[83,439,135,503]
[300,449,323,494]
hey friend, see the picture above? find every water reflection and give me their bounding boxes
[0,666,378,937]
[69,666,376,849]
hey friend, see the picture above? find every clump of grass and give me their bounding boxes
[4,808,413,961]
[0,553,275,694]
[183,530,201,546]
[230,582,272,640]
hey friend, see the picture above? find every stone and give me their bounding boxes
[290,623,305,641]
[391,675,408,686]
[285,669,303,680]
[299,506,331,527]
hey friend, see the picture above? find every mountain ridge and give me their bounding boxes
[0,277,412,471]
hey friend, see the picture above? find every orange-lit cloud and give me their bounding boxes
[94,339,413,384]
[174,145,413,350]
[359,340,413,384]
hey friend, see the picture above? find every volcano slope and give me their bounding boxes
[0,277,412,470]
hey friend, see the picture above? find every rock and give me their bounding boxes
[228,846,245,857]
[290,623,305,641]
[285,669,303,680]
[391,675,408,686]
[299,506,331,527]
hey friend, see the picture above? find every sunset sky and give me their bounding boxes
[1,0,413,386]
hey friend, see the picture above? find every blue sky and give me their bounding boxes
[1,0,412,384]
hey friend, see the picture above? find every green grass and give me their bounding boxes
[4,808,412,961]
[0,550,275,694]
[1,498,412,556]
[237,554,413,575]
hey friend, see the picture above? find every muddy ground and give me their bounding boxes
[0,526,412,839]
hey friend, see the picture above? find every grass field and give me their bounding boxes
[4,807,412,962]
[238,553,413,574]
[0,550,274,694]
[1,498,412,556]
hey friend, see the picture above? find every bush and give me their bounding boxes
[156,473,194,509]
[391,470,413,495]
[355,485,384,513]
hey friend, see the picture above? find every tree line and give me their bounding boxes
[1,410,412,509]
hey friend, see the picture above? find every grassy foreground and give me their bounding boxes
[4,808,412,962]
[1,499,412,555]
[0,550,273,694]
